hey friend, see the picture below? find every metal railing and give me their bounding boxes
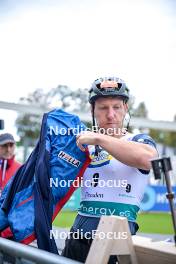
[1,100,176,131]
[0,238,81,264]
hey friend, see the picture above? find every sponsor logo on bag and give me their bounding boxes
[58,151,81,167]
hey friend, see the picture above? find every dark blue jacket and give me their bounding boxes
[0,109,90,254]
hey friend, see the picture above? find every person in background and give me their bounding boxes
[0,133,21,239]
[0,133,21,194]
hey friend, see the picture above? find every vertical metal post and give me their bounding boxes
[151,157,176,246]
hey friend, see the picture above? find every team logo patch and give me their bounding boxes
[89,150,112,168]
[58,151,81,168]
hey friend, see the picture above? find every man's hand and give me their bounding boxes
[76,131,100,151]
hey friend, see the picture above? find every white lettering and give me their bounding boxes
[59,179,67,188]
[49,126,59,136]
[106,231,113,240]
[106,180,113,188]
[50,178,58,187]
[98,180,105,187]
[157,194,168,204]
[109,208,116,215]
[98,231,106,239]
[99,208,106,215]
[88,207,94,213]
[50,229,58,239]
[121,179,128,188]
[121,231,128,240]
[59,127,66,135]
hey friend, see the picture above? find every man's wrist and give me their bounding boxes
[96,133,110,147]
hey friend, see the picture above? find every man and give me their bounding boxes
[0,133,21,239]
[62,77,158,263]
[0,133,21,195]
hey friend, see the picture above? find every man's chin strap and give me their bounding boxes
[126,109,131,131]
[123,100,131,132]
[92,102,102,157]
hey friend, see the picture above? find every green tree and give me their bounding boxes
[133,101,148,118]
[149,130,176,148]
[15,85,89,146]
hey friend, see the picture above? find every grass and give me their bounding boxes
[137,212,174,234]
[53,210,77,228]
[53,210,174,234]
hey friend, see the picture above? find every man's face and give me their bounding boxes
[93,97,128,134]
[0,143,15,159]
